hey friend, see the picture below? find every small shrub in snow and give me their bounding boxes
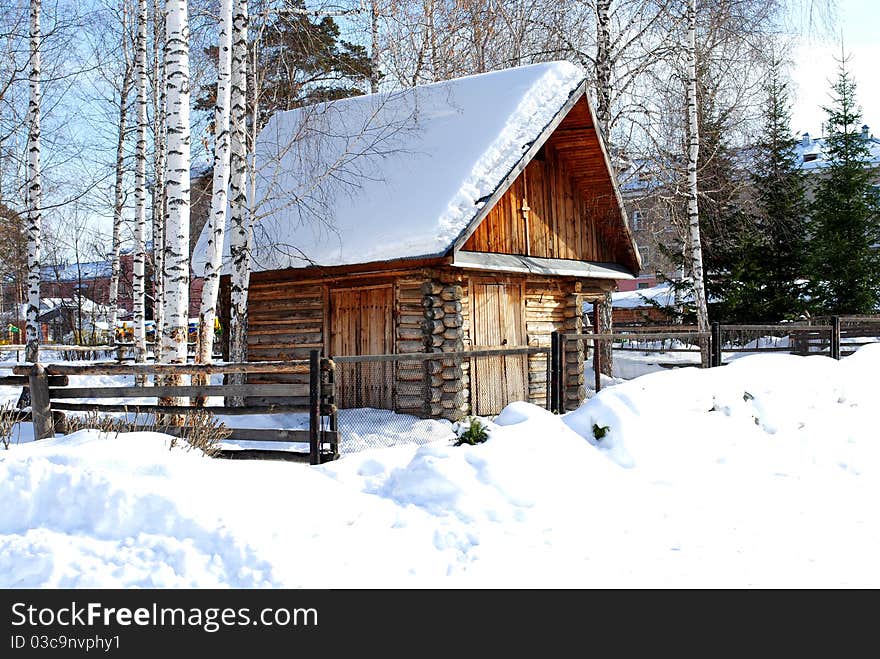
[454,417,489,446]
[65,410,132,437]
[168,410,230,457]
[0,401,24,449]
[64,409,229,457]
[592,424,610,441]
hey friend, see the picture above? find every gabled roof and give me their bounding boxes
[193,61,639,275]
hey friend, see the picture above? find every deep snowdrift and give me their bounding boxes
[1,347,878,587]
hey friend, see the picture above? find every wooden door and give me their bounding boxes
[471,281,527,415]
[330,285,394,409]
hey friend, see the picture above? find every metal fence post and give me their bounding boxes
[550,330,562,413]
[711,322,722,368]
[831,316,841,360]
[592,301,601,394]
[309,349,320,465]
[29,364,54,440]
[323,358,339,459]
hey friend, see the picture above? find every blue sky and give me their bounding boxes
[789,0,879,136]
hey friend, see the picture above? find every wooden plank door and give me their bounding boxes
[471,282,526,415]
[330,285,394,409]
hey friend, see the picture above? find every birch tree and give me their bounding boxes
[24,0,41,364]
[132,0,149,363]
[226,0,249,388]
[108,1,133,342]
[685,0,709,343]
[196,0,233,371]
[161,0,191,375]
[152,0,167,361]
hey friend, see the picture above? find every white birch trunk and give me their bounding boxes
[196,0,233,368]
[132,0,149,364]
[595,0,612,138]
[686,0,710,351]
[25,0,41,364]
[152,0,167,362]
[109,2,132,340]
[595,0,614,376]
[370,0,380,94]
[227,0,250,397]
[161,0,190,376]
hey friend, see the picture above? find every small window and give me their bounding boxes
[803,153,818,162]
[637,282,651,290]
[631,210,643,231]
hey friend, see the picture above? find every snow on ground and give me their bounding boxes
[1,345,879,588]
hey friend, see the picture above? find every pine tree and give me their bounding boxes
[724,62,808,321]
[695,100,749,321]
[807,57,880,314]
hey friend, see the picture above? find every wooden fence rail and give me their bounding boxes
[12,351,338,464]
[552,316,878,406]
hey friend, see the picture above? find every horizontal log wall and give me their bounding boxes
[244,280,323,405]
[524,279,569,408]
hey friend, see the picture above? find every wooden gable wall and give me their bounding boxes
[462,97,626,265]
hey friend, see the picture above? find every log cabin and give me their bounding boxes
[193,62,640,419]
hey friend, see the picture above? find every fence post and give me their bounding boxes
[592,301,601,394]
[831,316,841,360]
[550,330,562,413]
[309,349,320,465]
[544,346,552,412]
[29,364,54,440]
[711,322,722,368]
[323,358,339,459]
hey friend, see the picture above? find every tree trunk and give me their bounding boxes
[161,0,191,397]
[152,0,167,364]
[598,290,613,377]
[686,0,710,363]
[595,0,612,139]
[195,0,233,383]
[593,0,614,376]
[133,0,149,365]
[227,0,249,403]
[25,0,42,365]
[109,2,133,341]
[370,0,380,93]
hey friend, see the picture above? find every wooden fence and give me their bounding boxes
[10,350,338,464]
[554,316,880,404]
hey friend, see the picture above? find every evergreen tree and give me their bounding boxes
[724,62,808,321]
[196,1,372,130]
[807,57,880,314]
[695,97,750,320]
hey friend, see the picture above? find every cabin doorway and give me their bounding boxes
[470,281,527,415]
[330,285,394,409]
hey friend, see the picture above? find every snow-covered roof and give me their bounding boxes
[194,61,634,274]
[41,261,112,282]
[610,282,688,309]
[33,296,115,318]
[795,128,880,171]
